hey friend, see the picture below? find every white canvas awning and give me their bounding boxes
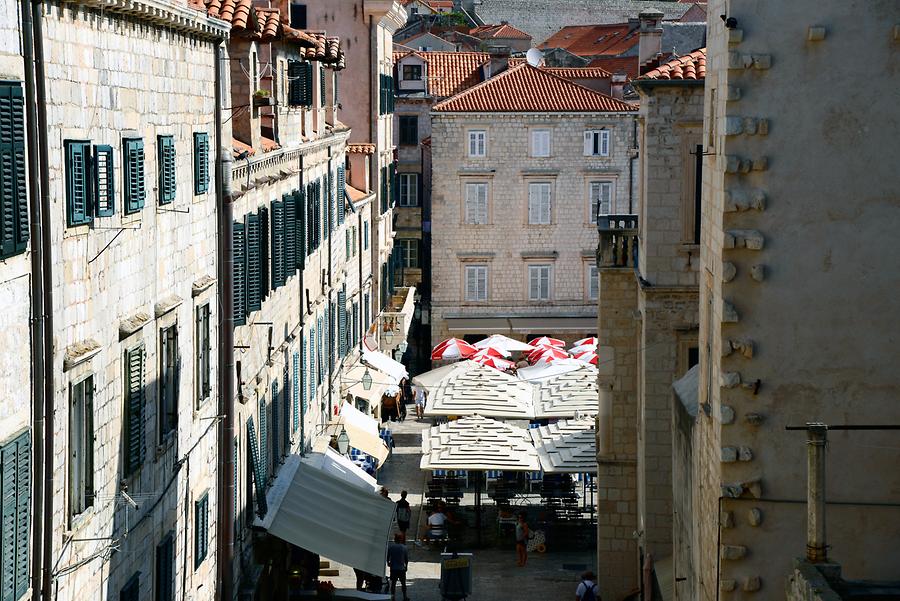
[420,415,540,472]
[530,417,597,473]
[303,447,379,492]
[533,364,600,419]
[255,454,395,576]
[420,361,538,419]
[362,349,409,382]
[341,361,398,405]
[315,402,389,464]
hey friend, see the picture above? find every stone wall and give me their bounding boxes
[671,391,696,601]
[394,98,432,287]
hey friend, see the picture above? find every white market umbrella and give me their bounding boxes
[420,415,539,472]
[362,348,408,382]
[517,358,585,381]
[421,361,538,419]
[532,364,599,419]
[474,334,535,353]
[530,417,597,473]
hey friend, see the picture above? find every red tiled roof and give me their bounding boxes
[394,51,490,98]
[347,143,376,155]
[432,63,636,113]
[260,136,281,152]
[507,59,613,79]
[205,0,252,29]
[540,23,639,57]
[638,48,706,81]
[470,23,532,40]
[255,8,281,42]
[587,56,639,80]
[346,184,369,203]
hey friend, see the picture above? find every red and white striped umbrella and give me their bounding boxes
[471,354,515,371]
[471,347,508,360]
[573,337,598,348]
[527,346,570,364]
[569,343,597,355]
[528,336,566,348]
[574,350,599,365]
[431,338,477,361]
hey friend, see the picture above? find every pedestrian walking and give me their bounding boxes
[387,533,410,601]
[576,571,600,601]
[413,384,426,419]
[515,512,529,567]
[395,490,411,533]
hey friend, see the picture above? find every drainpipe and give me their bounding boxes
[628,117,637,213]
[214,41,236,601]
[29,0,55,595]
[806,423,828,563]
[20,0,46,596]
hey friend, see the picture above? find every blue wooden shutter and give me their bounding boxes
[317,316,324,385]
[258,206,269,300]
[293,189,305,269]
[283,194,296,277]
[270,380,279,465]
[193,132,209,194]
[257,397,268,483]
[123,138,145,214]
[124,345,146,476]
[336,166,345,225]
[233,222,247,326]
[245,214,261,313]
[323,172,331,241]
[0,83,28,259]
[271,200,285,289]
[93,145,115,217]
[282,369,290,453]
[194,493,208,569]
[155,532,174,601]
[338,287,346,357]
[308,327,315,401]
[246,418,268,516]
[292,352,300,433]
[157,135,176,205]
[120,573,140,601]
[64,140,92,226]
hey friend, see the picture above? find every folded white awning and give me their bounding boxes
[362,349,409,382]
[255,454,395,576]
[342,361,397,406]
[333,402,390,464]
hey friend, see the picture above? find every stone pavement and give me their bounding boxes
[328,409,597,600]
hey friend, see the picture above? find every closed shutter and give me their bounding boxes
[233,222,247,326]
[300,338,308,416]
[257,397,268,483]
[271,381,279,466]
[193,132,209,194]
[0,431,30,600]
[304,62,314,106]
[305,183,314,255]
[338,287,347,357]
[323,172,331,240]
[282,370,290,455]
[336,166,345,225]
[246,418,267,516]
[583,131,594,156]
[120,573,140,601]
[320,65,326,107]
[292,352,300,433]
[465,267,476,301]
[123,138,145,214]
[258,206,269,300]
[155,532,174,601]
[283,194,296,277]
[65,140,92,226]
[245,214,261,313]
[288,60,303,106]
[0,83,28,259]
[541,267,550,298]
[600,130,610,156]
[308,327,315,401]
[271,200,285,289]
[124,345,146,476]
[334,71,339,105]
[317,316,323,384]
[293,188,305,268]
[157,135,176,205]
[194,493,208,569]
[93,145,115,217]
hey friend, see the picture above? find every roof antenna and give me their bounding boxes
[525,48,543,67]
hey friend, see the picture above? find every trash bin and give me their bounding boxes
[439,552,473,601]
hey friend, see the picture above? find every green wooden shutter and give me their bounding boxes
[245,214,261,313]
[320,65,326,108]
[283,194,296,277]
[288,60,302,106]
[258,206,269,300]
[93,145,115,217]
[123,138,145,214]
[257,396,268,483]
[282,369,290,454]
[317,316,324,384]
[334,71,339,105]
[120,573,140,601]
[0,431,30,600]
[336,165,345,225]
[64,140,92,226]
[0,83,28,259]
[155,532,174,601]
[292,352,300,433]
[271,380,280,464]
[193,132,209,195]
[194,493,208,569]
[157,135,176,205]
[303,62,314,106]
[338,287,346,357]
[308,326,315,400]
[305,183,314,256]
[124,345,146,476]
[271,200,285,289]
[293,188,305,269]
[246,417,268,516]
[233,222,247,326]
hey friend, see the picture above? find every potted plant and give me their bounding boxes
[253,89,274,107]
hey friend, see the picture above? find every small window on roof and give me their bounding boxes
[290,2,306,29]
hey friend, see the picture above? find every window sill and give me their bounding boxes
[155,432,177,460]
[67,505,96,535]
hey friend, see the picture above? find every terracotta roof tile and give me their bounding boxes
[255,8,281,42]
[204,0,253,30]
[540,23,639,57]
[638,48,706,81]
[282,25,318,47]
[432,63,637,113]
[507,59,613,80]
[347,143,376,155]
[260,136,281,153]
[232,138,255,158]
[394,51,490,98]
[346,184,369,203]
[470,23,532,41]
[587,56,639,80]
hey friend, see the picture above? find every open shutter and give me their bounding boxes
[124,345,146,476]
[194,493,208,568]
[93,145,115,217]
[245,214,261,313]
[271,200,285,288]
[123,138,145,213]
[293,188,305,268]
[303,62,314,106]
[271,381,280,464]
[193,132,209,194]
[283,194,296,277]
[292,352,300,433]
[288,60,302,106]
[157,135,176,205]
[583,131,594,156]
[336,166,345,225]
[247,418,268,516]
[65,140,92,226]
[0,432,30,600]
[0,83,28,258]
[283,370,290,455]
[258,206,269,300]
[233,222,247,325]
[258,397,268,483]
[338,288,347,357]
[308,327,315,400]
[320,65,326,108]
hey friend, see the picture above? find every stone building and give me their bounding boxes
[689,1,900,599]
[593,48,705,601]
[430,62,637,346]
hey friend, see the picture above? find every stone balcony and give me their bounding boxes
[597,214,639,269]
[378,286,416,355]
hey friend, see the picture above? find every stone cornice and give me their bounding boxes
[58,0,231,39]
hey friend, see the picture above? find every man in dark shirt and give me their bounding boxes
[395,490,412,533]
[387,533,409,601]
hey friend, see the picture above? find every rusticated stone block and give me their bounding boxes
[724,116,745,135]
[730,338,754,358]
[721,405,736,424]
[721,371,741,388]
[721,545,747,560]
[743,117,759,135]
[750,264,766,281]
[723,300,739,323]
[724,189,766,212]
[722,446,738,462]
[743,576,762,591]
[726,85,742,101]
[726,230,765,250]
[752,55,772,69]
[748,507,763,526]
[758,119,770,135]
[728,29,744,44]
[723,261,737,282]
[721,509,734,528]
[751,156,768,171]
[808,26,826,41]
[721,579,736,592]
[738,446,753,461]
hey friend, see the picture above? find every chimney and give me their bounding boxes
[486,45,511,78]
[638,10,664,74]
[610,73,627,100]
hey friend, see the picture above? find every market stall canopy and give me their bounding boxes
[473,334,535,353]
[533,364,600,419]
[341,361,397,405]
[362,348,409,382]
[420,361,538,419]
[420,415,540,472]
[530,417,597,473]
[517,357,585,381]
[315,402,389,464]
[255,454,395,576]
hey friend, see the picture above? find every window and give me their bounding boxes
[590,181,613,223]
[682,142,702,243]
[65,140,92,226]
[336,165,346,225]
[0,82,29,259]
[0,431,31,600]
[245,212,262,312]
[194,492,209,569]
[288,61,313,107]
[193,132,209,195]
[399,115,418,145]
[94,145,115,216]
[402,64,422,81]
[587,264,599,300]
[289,2,306,28]
[379,73,395,115]
[399,239,419,268]
[363,220,369,250]
[531,129,551,157]
[398,173,419,206]
[195,304,210,406]
[528,182,552,225]
[464,182,488,224]
[156,532,175,601]
[258,396,269,483]
[528,264,551,301]
[120,573,140,601]
[159,325,179,443]
[69,375,94,520]
[464,265,488,301]
[123,138,145,214]
[232,222,246,326]
[468,130,486,157]
[584,129,610,157]
[320,64,326,108]
[124,344,146,477]
[157,135,176,205]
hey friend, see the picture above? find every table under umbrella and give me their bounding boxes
[418,361,538,420]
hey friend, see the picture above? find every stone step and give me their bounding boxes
[319,560,331,569]
[319,568,340,577]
